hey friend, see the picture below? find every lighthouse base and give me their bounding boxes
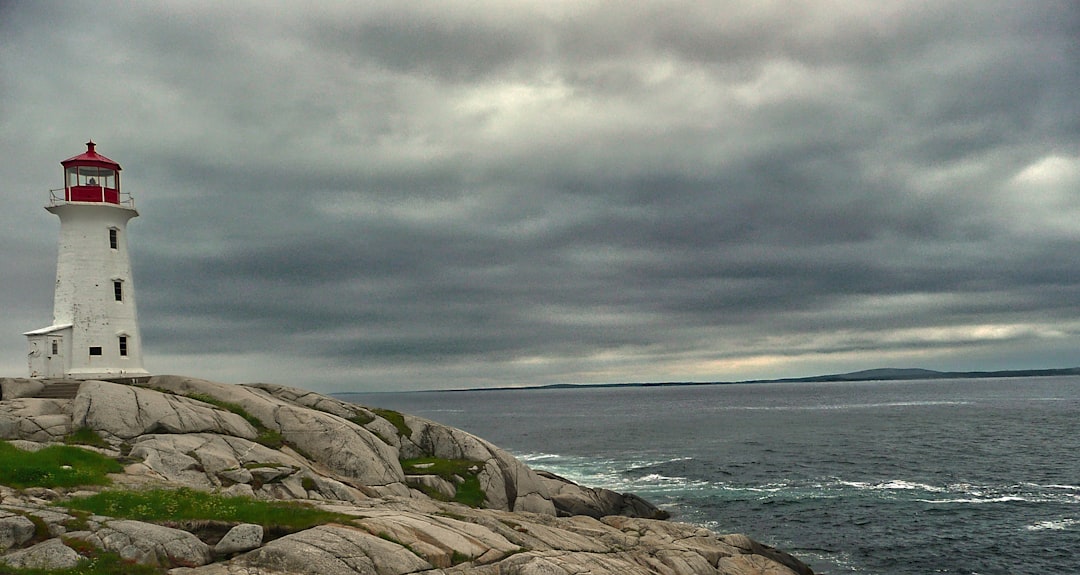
[63,367,152,381]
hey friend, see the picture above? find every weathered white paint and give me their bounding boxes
[25,324,72,378]
[25,201,149,379]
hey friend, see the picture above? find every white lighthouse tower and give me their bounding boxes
[25,141,149,380]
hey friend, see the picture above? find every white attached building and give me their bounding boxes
[25,141,149,380]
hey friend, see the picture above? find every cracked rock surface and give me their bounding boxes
[0,375,815,574]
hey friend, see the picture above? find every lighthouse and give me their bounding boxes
[24,141,149,380]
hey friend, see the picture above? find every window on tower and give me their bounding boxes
[113,280,123,302]
[118,336,128,357]
[109,228,118,250]
[89,347,102,356]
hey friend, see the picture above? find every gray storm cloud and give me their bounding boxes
[2,1,1078,391]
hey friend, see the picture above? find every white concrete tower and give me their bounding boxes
[25,141,149,380]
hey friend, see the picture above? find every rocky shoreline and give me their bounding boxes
[0,375,813,574]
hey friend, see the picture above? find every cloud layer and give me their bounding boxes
[2,1,1079,391]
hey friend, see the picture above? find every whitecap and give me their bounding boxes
[625,456,694,470]
[1042,484,1080,491]
[1025,518,1078,531]
[838,479,945,493]
[517,452,563,462]
[919,496,1029,504]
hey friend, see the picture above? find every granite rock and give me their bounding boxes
[0,538,80,570]
[68,519,213,568]
[214,524,264,556]
[0,513,35,553]
[0,374,815,575]
[537,470,670,519]
[72,380,257,441]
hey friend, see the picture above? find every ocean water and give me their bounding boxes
[341,376,1080,575]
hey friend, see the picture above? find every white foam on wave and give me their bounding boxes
[1041,483,1080,491]
[839,480,946,493]
[625,473,712,492]
[635,473,688,484]
[518,452,563,462]
[738,483,790,493]
[625,456,694,471]
[920,496,1029,504]
[1025,518,1078,531]
[515,451,720,495]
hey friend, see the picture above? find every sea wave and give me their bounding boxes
[729,400,972,412]
[839,480,948,492]
[522,454,1080,511]
[1025,518,1078,531]
[921,496,1030,504]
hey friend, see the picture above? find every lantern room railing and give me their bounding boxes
[49,187,135,208]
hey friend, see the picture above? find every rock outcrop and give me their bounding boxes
[537,470,671,520]
[0,375,814,575]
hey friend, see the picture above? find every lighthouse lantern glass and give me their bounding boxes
[67,166,117,189]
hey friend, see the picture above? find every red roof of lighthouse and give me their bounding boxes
[61,141,122,171]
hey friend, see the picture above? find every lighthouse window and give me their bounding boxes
[113,280,123,301]
[118,336,128,357]
[89,347,102,356]
[109,228,118,249]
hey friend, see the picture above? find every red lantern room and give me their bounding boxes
[60,140,122,204]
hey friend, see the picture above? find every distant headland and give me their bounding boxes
[445,366,1080,392]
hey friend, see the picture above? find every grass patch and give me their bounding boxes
[63,509,92,532]
[25,513,52,543]
[63,427,110,449]
[61,487,354,531]
[0,440,122,489]
[401,458,486,508]
[185,393,260,427]
[347,411,375,426]
[452,475,486,508]
[254,429,285,450]
[372,409,412,438]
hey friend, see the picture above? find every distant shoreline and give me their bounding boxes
[336,366,1080,395]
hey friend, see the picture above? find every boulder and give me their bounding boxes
[71,381,257,441]
[126,433,364,502]
[247,383,404,450]
[240,524,432,575]
[0,538,81,570]
[300,474,362,502]
[402,415,556,515]
[493,550,652,575]
[0,398,72,442]
[536,470,670,519]
[0,379,45,401]
[269,404,406,489]
[717,533,815,575]
[353,510,520,568]
[214,523,263,556]
[145,376,408,492]
[68,519,213,568]
[0,513,36,552]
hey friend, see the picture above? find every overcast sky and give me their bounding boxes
[2,1,1078,392]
